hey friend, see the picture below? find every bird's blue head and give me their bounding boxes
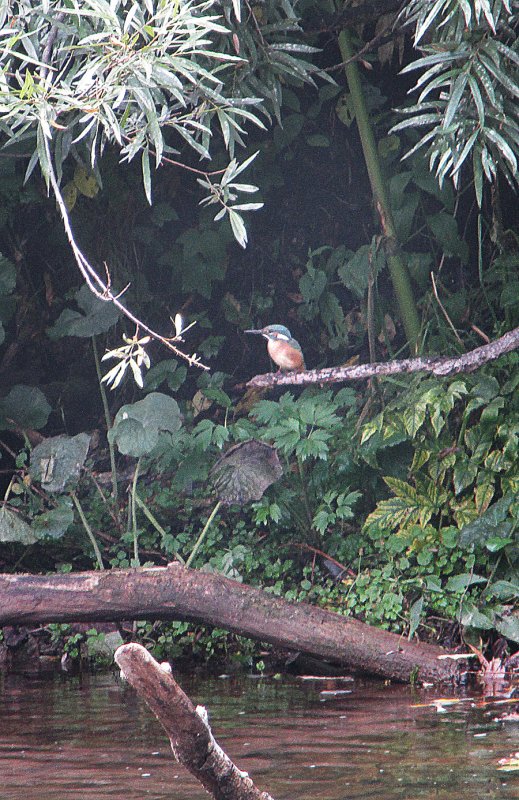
[245,324,292,341]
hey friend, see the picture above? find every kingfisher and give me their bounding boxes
[245,324,305,372]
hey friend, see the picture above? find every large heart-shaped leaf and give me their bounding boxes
[0,385,51,431]
[109,392,182,457]
[210,439,282,505]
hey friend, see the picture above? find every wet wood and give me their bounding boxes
[0,564,462,683]
[115,643,274,800]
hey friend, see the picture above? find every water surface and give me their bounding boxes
[0,671,517,799]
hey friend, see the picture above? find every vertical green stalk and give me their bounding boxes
[133,492,185,564]
[92,336,118,505]
[130,458,141,567]
[185,500,222,568]
[338,29,421,353]
[296,455,314,535]
[71,490,104,570]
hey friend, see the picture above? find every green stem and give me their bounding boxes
[185,500,222,569]
[134,492,185,564]
[338,29,421,353]
[296,456,314,536]
[71,490,104,570]
[92,336,118,506]
[131,458,141,566]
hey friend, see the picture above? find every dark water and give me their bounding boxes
[0,670,517,799]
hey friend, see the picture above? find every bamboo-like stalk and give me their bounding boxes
[185,501,222,568]
[133,492,185,564]
[71,490,104,570]
[92,336,119,505]
[130,458,141,567]
[338,29,421,353]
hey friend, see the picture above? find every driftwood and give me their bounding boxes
[0,564,462,683]
[246,326,519,388]
[115,643,273,800]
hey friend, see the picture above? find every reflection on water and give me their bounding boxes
[0,670,517,799]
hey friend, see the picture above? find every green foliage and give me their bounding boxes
[47,286,120,339]
[396,0,519,201]
[361,363,519,640]
[0,0,327,244]
[108,392,182,457]
[0,1,518,669]
[46,624,117,666]
[29,433,91,493]
[0,253,16,345]
[252,390,346,461]
[0,385,51,431]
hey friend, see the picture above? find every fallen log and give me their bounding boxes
[115,643,274,800]
[0,563,462,683]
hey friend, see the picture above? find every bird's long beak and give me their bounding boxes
[244,329,263,335]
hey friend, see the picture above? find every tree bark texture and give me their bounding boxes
[0,564,462,683]
[115,643,274,800]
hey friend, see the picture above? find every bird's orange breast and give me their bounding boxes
[267,339,304,370]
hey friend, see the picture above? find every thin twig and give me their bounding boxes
[40,13,66,82]
[43,136,209,370]
[92,337,119,505]
[430,272,464,346]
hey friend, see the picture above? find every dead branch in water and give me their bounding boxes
[115,643,274,800]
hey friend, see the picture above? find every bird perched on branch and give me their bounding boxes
[245,324,305,372]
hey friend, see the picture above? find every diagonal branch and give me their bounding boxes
[115,643,274,800]
[246,327,519,389]
[43,136,209,370]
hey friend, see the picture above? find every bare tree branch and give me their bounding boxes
[115,643,274,800]
[246,327,519,389]
[43,137,209,371]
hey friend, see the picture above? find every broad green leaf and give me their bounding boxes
[459,494,514,546]
[145,359,187,392]
[403,403,426,436]
[48,285,120,338]
[453,458,477,495]
[495,613,519,643]
[73,164,99,198]
[427,213,468,262]
[460,602,494,630]
[409,595,424,638]
[31,500,74,539]
[0,254,16,295]
[475,481,494,513]
[30,433,91,493]
[109,392,182,457]
[484,536,513,552]
[0,385,51,431]
[0,506,38,544]
[487,580,519,599]
[108,416,158,457]
[446,572,486,592]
